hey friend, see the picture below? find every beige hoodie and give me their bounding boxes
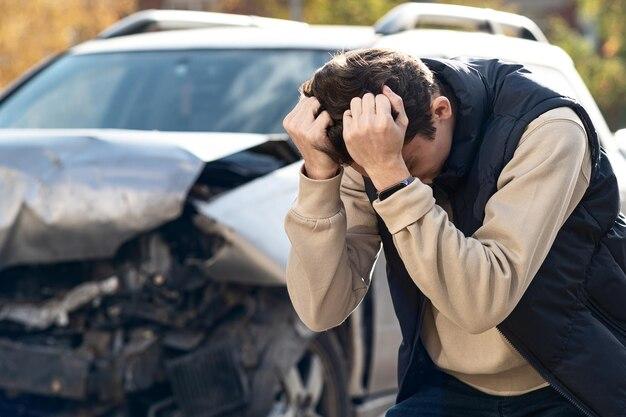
[284,107,591,395]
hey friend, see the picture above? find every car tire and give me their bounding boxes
[268,331,352,417]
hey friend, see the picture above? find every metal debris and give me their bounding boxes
[0,276,119,330]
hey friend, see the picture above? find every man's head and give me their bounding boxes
[301,48,455,182]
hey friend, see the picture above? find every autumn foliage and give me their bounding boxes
[0,0,136,89]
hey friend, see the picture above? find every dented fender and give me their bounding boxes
[193,162,302,286]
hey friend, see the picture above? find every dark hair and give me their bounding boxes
[301,48,444,165]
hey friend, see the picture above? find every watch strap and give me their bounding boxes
[377,176,415,201]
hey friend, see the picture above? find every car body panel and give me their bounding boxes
[193,161,301,286]
[374,3,548,42]
[0,129,276,162]
[72,25,378,55]
[365,254,402,394]
[0,130,249,269]
[97,9,309,39]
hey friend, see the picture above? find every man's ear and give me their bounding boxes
[431,96,453,121]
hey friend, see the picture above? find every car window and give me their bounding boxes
[0,49,331,134]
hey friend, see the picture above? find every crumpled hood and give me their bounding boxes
[0,129,272,269]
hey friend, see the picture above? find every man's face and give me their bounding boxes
[350,94,455,185]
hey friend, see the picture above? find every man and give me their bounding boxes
[282,48,625,417]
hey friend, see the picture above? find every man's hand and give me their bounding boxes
[343,85,411,191]
[283,96,340,180]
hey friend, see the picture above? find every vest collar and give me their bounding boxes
[422,58,491,192]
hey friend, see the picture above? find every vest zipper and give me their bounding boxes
[494,327,596,417]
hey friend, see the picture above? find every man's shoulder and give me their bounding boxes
[515,106,590,180]
[525,106,585,135]
[518,106,587,148]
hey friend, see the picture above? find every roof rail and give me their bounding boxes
[98,9,307,39]
[374,3,548,43]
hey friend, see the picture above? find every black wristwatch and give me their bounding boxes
[377,176,415,201]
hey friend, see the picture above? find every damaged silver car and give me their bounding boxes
[0,12,402,417]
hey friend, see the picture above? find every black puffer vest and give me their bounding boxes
[363,58,626,417]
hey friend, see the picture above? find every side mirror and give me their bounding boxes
[616,129,626,158]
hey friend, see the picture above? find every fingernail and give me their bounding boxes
[383,85,390,92]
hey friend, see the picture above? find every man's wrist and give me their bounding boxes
[378,176,415,201]
[303,161,340,180]
[368,158,411,191]
[294,165,343,219]
[373,178,435,234]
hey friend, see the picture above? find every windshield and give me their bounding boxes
[0,49,330,133]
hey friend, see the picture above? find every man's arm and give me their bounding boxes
[284,165,381,331]
[374,111,591,334]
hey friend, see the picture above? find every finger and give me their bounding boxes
[350,97,362,119]
[295,96,321,124]
[375,94,392,117]
[288,96,306,120]
[296,94,310,106]
[283,108,293,127]
[283,100,302,128]
[304,96,322,114]
[362,93,376,115]
[343,109,353,136]
[382,85,408,126]
[299,96,320,120]
[312,110,332,130]
[287,95,308,118]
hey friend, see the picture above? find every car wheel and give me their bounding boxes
[268,332,351,417]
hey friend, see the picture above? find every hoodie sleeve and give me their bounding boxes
[284,165,381,331]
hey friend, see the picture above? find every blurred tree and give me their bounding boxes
[212,0,405,25]
[0,0,136,89]
[437,0,512,10]
[548,0,626,130]
[302,0,404,25]
[548,16,626,131]
[209,0,290,18]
